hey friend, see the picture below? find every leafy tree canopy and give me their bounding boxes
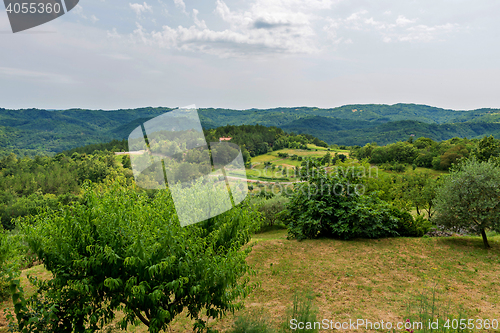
[433,158,500,248]
[15,180,260,332]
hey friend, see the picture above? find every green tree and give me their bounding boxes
[475,135,500,162]
[16,181,259,332]
[321,152,331,166]
[438,144,469,170]
[395,172,437,218]
[122,155,132,169]
[433,159,500,248]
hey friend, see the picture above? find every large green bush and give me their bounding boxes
[283,164,425,240]
[13,180,260,333]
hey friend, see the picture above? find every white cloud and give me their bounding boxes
[173,0,187,14]
[193,9,207,29]
[107,28,121,38]
[396,15,416,27]
[326,10,460,43]
[71,5,98,23]
[401,23,458,42]
[129,2,153,17]
[72,4,86,19]
[122,0,334,57]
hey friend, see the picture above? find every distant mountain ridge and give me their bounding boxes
[1,104,499,155]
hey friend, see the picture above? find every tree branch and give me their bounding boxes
[123,300,150,327]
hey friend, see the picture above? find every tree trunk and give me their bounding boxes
[481,229,491,249]
[426,202,433,219]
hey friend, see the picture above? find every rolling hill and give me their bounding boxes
[1,104,500,155]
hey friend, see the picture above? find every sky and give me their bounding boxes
[1,0,500,111]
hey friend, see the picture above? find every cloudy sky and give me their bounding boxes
[1,0,500,110]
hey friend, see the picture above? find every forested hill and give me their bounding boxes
[1,104,500,156]
[282,117,500,146]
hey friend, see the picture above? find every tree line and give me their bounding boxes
[353,135,500,171]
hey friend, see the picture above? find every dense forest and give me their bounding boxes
[0,151,132,230]
[2,104,500,156]
[282,117,500,146]
[204,124,328,157]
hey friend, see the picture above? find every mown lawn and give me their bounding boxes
[1,230,499,332]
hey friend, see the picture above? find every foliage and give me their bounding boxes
[0,231,11,298]
[354,137,479,171]
[433,158,500,248]
[392,172,438,218]
[63,139,128,156]
[0,151,129,230]
[473,135,500,162]
[283,162,422,240]
[251,195,289,231]
[15,181,259,332]
[382,162,407,173]
[394,212,432,238]
[203,124,327,159]
[0,230,32,301]
[4,105,500,155]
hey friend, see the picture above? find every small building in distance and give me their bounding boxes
[219,137,232,142]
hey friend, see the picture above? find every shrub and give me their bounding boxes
[284,166,419,240]
[394,211,432,237]
[382,162,407,173]
[334,194,424,239]
[0,192,61,230]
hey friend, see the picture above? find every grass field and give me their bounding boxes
[246,145,350,182]
[2,230,499,332]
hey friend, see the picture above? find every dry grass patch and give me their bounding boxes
[2,231,499,332]
[216,231,500,332]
